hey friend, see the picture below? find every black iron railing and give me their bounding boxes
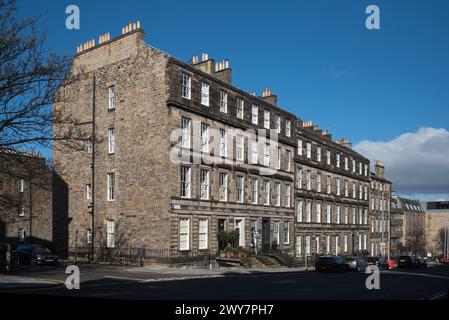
[67,246,213,268]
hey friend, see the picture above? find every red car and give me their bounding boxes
[436,257,449,264]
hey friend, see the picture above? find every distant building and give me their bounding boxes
[422,201,449,257]
[0,150,54,247]
[390,197,404,255]
[390,196,426,255]
[369,160,392,257]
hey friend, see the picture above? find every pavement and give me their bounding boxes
[0,274,63,290]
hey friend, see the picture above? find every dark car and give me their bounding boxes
[344,256,369,272]
[366,256,389,270]
[315,256,349,272]
[12,244,59,266]
[397,255,427,269]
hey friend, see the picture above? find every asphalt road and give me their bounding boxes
[5,264,449,300]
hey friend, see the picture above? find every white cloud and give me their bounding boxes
[354,127,449,196]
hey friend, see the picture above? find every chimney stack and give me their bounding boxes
[261,88,277,106]
[375,160,385,178]
[215,59,232,84]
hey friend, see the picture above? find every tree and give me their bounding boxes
[0,1,88,211]
[433,228,446,256]
[405,225,426,255]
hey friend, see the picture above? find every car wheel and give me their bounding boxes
[30,257,37,266]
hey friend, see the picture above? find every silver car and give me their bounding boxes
[344,256,368,272]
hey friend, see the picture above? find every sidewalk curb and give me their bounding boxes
[0,275,65,292]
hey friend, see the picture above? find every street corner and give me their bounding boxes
[0,274,64,291]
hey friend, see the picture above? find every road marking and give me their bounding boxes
[428,291,448,300]
[104,274,224,283]
[381,271,449,280]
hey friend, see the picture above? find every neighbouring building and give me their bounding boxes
[390,196,426,255]
[0,150,53,247]
[422,201,449,257]
[390,196,404,255]
[294,124,371,259]
[369,160,392,257]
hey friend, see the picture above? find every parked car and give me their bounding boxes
[366,256,390,270]
[12,244,58,266]
[344,256,369,272]
[397,255,427,269]
[315,256,349,272]
[436,257,449,264]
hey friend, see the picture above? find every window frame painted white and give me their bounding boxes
[326,204,332,224]
[296,198,303,222]
[181,73,191,99]
[284,183,291,208]
[236,175,244,203]
[106,219,115,248]
[251,105,258,125]
[273,220,280,245]
[219,128,227,158]
[108,85,116,110]
[284,221,290,244]
[263,110,270,129]
[200,169,210,200]
[297,139,303,156]
[263,180,270,206]
[200,123,209,153]
[274,181,281,207]
[219,90,228,113]
[219,172,228,202]
[236,97,244,119]
[198,218,209,250]
[306,142,312,159]
[251,178,258,205]
[181,117,191,148]
[86,184,92,200]
[251,140,258,164]
[317,145,321,162]
[263,143,270,167]
[180,166,191,198]
[316,201,322,223]
[285,119,291,137]
[274,113,281,133]
[107,173,115,201]
[18,178,24,192]
[201,82,209,106]
[108,127,115,154]
[179,218,190,251]
[306,200,312,223]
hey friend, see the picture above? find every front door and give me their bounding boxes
[234,218,245,247]
[262,218,270,252]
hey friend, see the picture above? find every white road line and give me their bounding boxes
[428,291,448,300]
[104,274,224,283]
[381,271,449,280]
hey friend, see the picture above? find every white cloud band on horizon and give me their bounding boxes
[354,127,449,199]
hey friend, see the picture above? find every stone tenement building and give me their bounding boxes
[0,150,53,247]
[422,201,449,256]
[390,196,426,255]
[369,160,391,257]
[390,196,404,255]
[294,125,370,258]
[53,22,374,256]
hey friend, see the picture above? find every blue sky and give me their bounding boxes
[17,0,449,199]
